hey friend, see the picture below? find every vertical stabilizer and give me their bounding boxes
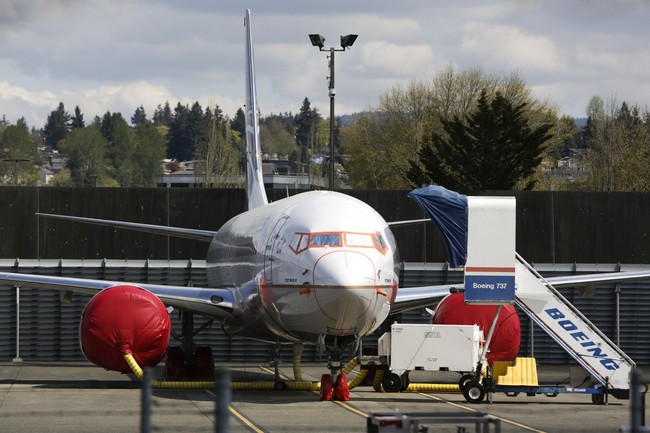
[244,9,268,210]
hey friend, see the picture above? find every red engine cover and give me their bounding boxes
[432,293,520,364]
[80,285,171,373]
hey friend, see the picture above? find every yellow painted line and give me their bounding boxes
[229,405,266,433]
[418,392,547,433]
[206,390,267,433]
[333,399,369,417]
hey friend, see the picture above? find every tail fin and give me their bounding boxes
[244,9,268,210]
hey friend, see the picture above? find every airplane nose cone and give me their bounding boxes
[313,251,377,327]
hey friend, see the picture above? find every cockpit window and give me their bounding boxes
[309,233,341,247]
[345,233,374,247]
[289,233,309,254]
[289,231,387,255]
[373,233,387,253]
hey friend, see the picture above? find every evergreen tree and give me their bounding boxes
[295,98,321,172]
[43,102,71,149]
[131,105,148,126]
[195,105,241,187]
[99,111,128,143]
[71,106,85,129]
[153,102,173,126]
[186,101,205,161]
[167,103,190,161]
[230,107,246,138]
[408,89,552,191]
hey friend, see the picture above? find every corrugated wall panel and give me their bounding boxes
[2,261,650,365]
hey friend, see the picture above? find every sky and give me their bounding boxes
[1,0,650,129]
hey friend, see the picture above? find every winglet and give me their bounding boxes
[244,9,268,210]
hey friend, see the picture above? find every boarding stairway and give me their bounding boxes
[514,252,635,396]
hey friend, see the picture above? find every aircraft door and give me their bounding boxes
[264,215,290,285]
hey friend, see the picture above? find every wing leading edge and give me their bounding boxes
[0,272,233,320]
[37,213,216,242]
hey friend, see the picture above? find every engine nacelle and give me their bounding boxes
[80,285,171,373]
[432,293,520,364]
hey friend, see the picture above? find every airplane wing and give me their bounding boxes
[390,268,650,314]
[387,218,431,227]
[0,272,234,319]
[545,270,650,288]
[37,213,217,242]
[391,285,456,314]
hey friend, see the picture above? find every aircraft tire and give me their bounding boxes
[194,346,215,379]
[165,346,187,380]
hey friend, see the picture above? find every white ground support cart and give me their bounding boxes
[377,323,483,392]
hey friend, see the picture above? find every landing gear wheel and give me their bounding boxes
[458,374,475,388]
[194,346,215,379]
[462,379,486,404]
[165,346,188,380]
[382,371,402,393]
[320,374,334,401]
[274,381,287,391]
[400,372,410,392]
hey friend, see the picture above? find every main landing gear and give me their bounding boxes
[165,311,215,380]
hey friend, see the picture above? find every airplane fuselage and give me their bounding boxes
[206,190,399,347]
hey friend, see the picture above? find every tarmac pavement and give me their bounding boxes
[0,361,647,432]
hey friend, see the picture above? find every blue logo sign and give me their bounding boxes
[464,275,515,304]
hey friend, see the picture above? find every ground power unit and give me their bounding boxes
[378,323,482,385]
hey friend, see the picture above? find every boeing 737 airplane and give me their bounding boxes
[2,9,650,400]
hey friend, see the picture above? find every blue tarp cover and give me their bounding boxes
[407,186,468,268]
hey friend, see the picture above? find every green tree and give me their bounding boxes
[131,105,148,126]
[295,98,322,169]
[408,90,553,191]
[71,106,85,129]
[153,102,173,126]
[194,105,242,187]
[260,116,298,159]
[43,102,71,149]
[167,102,204,162]
[229,107,246,156]
[59,126,111,187]
[0,119,39,185]
[132,122,166,186]
[230,108,246,139]
[107,116,136,187]
[343,66,555,189]
[582,98,650,191]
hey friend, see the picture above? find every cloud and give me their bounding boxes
[1,0,650,125]
[360,41,435,78]
[459,22,565,75]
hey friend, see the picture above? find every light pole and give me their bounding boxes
[309,33,357,190]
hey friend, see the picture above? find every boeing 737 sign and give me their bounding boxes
[464,267,516,303]
[463,196,516,304]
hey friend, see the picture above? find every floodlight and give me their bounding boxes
[340,34,358,49]
[309,34,325,49]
